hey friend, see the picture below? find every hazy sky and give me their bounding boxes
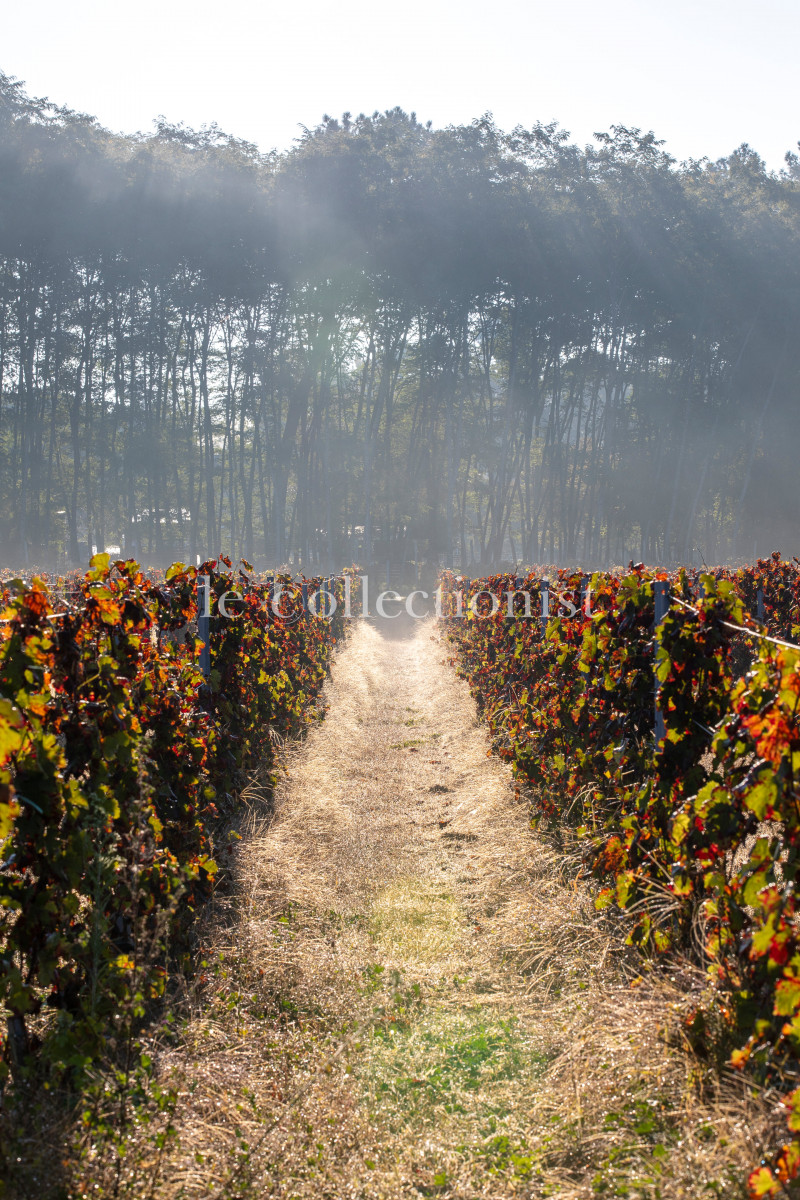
[2,0,798,168]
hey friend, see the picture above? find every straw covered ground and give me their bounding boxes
[67,617,782,1198]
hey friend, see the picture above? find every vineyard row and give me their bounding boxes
[440,555,800,1197]
[0,556,359,1086]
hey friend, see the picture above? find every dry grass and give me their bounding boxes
[5,617,789,1199]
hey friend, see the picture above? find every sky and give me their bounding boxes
[2,0,799,169]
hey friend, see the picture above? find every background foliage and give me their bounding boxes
[1,76,800,569]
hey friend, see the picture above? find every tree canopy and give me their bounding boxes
[1,74,798,569]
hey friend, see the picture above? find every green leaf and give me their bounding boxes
[616,870,635,907]
[774,978,800,1017]
[742,871,770,908]
[744,776,777,821]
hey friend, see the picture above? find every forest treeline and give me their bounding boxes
[1,71,799,570]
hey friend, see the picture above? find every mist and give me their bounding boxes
[1,74,799,573]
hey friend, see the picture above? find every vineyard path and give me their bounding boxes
[159,617,761,1199]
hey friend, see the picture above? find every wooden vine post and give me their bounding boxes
[580,574,590,616]
[198,574,210,679]
[540,578,550,639]
[654,580,670,745]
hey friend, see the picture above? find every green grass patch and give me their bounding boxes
[360,1007,551,1127]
